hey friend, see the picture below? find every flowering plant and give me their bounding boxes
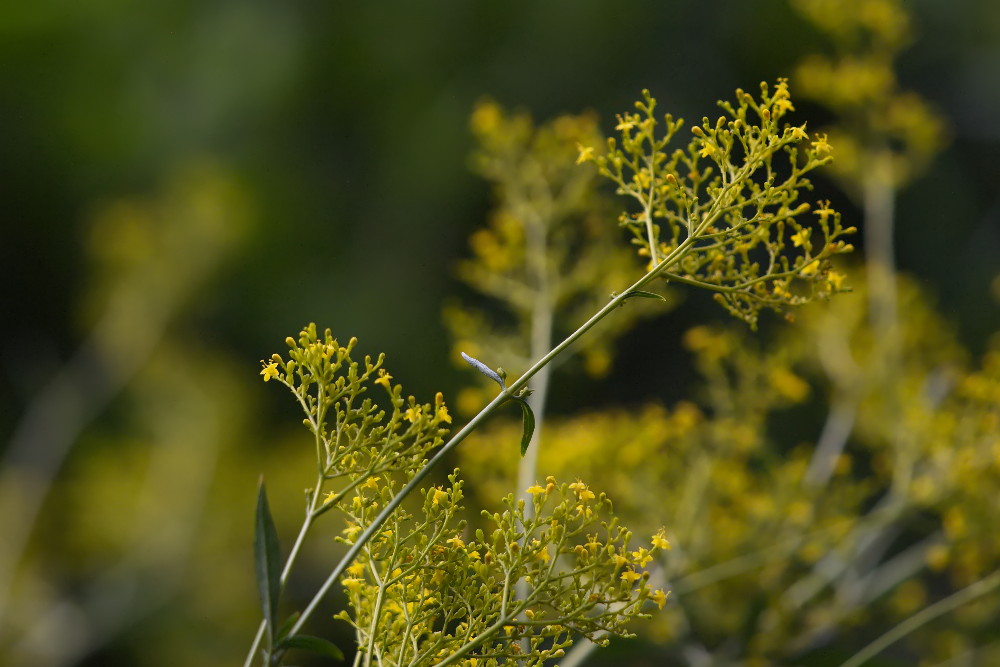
[245,81,851,666]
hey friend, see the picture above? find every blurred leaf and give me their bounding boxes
[622,290,666,302]
[275,611,301,642]
[255,478,282,641]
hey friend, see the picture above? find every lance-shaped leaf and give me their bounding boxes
[512,397,535,457]
[255,477,282,642]
[622,289,666,302]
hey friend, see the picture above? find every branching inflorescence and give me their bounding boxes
[251,326,664,666]
[579,80,855,327]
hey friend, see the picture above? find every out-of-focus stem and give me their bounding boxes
[840,570,1000,667]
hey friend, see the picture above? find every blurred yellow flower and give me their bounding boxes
[650,589,669,609]
[651,531,671,551]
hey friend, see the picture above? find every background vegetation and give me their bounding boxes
[1,1,998,665]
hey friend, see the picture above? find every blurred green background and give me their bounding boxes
[1,1,998,665]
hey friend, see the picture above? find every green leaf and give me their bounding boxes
[515,398,535,457]
[275,612,301,642]
[623,289,666,302]
[275,635,346,661]
[255,477,282,642]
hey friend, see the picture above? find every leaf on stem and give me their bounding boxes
[255,477,282,643]
[275,612,301,642]
[622,290,667,302]
[513,397,535,457]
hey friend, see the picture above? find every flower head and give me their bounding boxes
[260,362,280,382]
[374,369,393,390]
[652,531,671,551]
[650,589,669,609]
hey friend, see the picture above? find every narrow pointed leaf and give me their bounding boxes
[623,290,666,302]
[275,635,346,661]
[255,478,282,641]
[515,398,535,457]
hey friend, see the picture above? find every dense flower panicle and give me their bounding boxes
[260,324,452,485]
[334,473,667,667]
[261,325,668,666]
[577,81,855,328]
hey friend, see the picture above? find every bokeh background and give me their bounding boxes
[1,1,998,665]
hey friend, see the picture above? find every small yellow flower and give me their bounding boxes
[631,547,653,567]
[535,546,551,563]
[260,362,280,382]
[801,259,820,276]
[467,550,481,561]
[346,561,366,577]
[525,484,546,495]
[790,228,810,248]
[569,481,595,502]
[431,488,449,505]
[791,124,808,141]
[814,201,836,221]
[811,133,833,156]
[650,589,669,609]
[576,144,595,164]
[620,570,642,583]
[404,405,422,423]
[827,271,846,290]
[436,404,452,424]
[773,98,795,114]
[374,369,393,390]
[613,553,630,568]
[446,535,465,549]
[322,491,337,505]
[360,476,379,491]
[342,523,361,540]
[341,577,364,593]
[699,142,718,158]
[651,531,671,551]
[615,115,636,131]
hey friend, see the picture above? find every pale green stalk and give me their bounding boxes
[840,570,1000,667]
[516,203,555,522]
[515,203,555,640]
